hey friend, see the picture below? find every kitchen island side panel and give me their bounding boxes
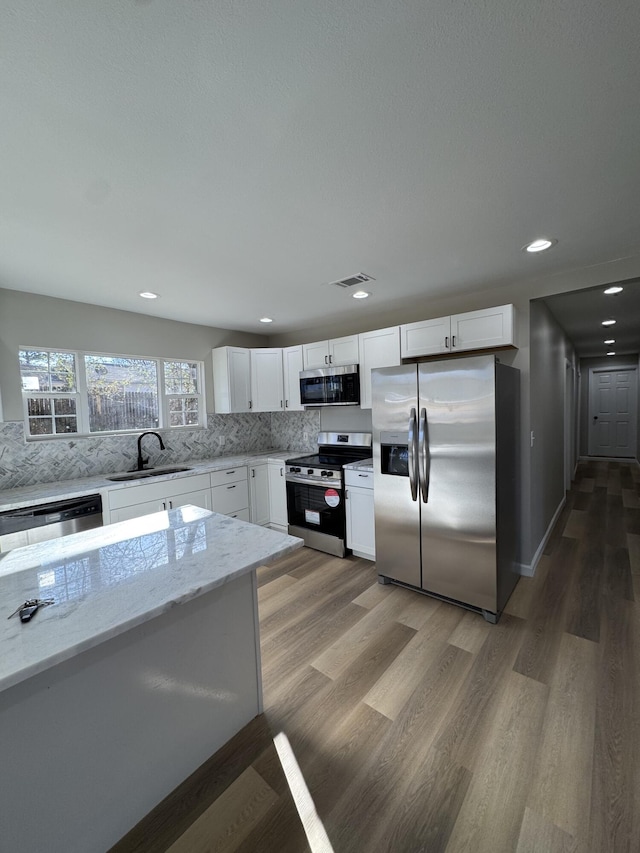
[0,571,261,853]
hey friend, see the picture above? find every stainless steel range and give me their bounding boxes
[286,432,372,557]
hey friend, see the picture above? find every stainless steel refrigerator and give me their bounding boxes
[372,354,519,623]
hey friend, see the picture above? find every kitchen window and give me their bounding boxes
[19,348,205,438]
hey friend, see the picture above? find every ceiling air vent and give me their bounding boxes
[328,272,375,290]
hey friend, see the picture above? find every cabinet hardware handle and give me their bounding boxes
[226,470,236,474]
[445,336,449,348]
[280,400,283,409]
[280,467,283,476]
[452,335,456,347]
[358,473,368,477]
[324,355,328,365]
[227,484,236,489]
[251,469,255,478]
[249,400,252,409]
[161,501,166,510]
[168,500,173,509]
[285,399,289,408]
[329,354,333,363]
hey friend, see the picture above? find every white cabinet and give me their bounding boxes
[358,326,401,409]
[106,473,212,523]
[401,316,451,358]
[302,335,359,369]
[249,462,270,526]
[400,304,515,359]
[268,461,288,530]
[282,345,304,411]
[210,466,250,519]
[250,348,284,412]
[212,347,251,413]
[450,304,514,353]
[345,468,375,560]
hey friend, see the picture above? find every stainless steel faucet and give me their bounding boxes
[136,431,165,471]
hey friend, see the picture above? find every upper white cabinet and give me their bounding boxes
[250,348,284,412]
[358,326,401,410]
[302,335,359,369]
[212,346,251,413]
[282,345,304,412]
[400,304,515,359]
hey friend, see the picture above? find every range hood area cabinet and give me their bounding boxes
[401,304,515,359]
[302,334,359,370]
[213,346,302,413]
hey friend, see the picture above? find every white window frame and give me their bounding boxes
[19,346,206,440]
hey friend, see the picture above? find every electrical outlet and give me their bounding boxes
[219,435,226,447]
[530,430,535,448]
[303,432,309,443]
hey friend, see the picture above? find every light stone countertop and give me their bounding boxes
[343,457,374,473]
[0,449,307,512]
[0,505,303,693]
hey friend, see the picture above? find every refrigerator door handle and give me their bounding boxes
[418,407,430,502]
[408,407,419,501]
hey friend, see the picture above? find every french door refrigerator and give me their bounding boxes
[372,354,519,623]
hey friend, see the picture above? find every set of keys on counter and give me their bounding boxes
[8,598,55,623]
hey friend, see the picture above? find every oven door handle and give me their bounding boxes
[285,475,343,490]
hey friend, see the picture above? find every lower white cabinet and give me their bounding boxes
[106,473,212,523]
[249,463,270,526]
[211,466,250,518]
[345,468,375,560]
[268,462,288,530]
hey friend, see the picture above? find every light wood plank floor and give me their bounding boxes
[112,460,640,853]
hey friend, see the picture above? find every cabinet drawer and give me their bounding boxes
[212,480,249,515]
[210,466,247,488]
[226,507,251,522]
[108,473,210,510]
[345,469,374,488]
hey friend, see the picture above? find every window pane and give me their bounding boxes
[29,417,53,435]
[184,410,199,425]
[28,398,52,416]
[168,396,199,427]
[169,411,185,427]
[52,397,76,415]
[85,355,159,432]
[55,417,78,433]
[20,350,76,393]
[164,361,198,394]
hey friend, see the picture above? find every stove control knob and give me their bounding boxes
[326,471,334,477]
[291,466,300,473]
[307,469,314,475]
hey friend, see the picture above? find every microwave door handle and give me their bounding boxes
[418,407,430,502]
[407,408,418,501]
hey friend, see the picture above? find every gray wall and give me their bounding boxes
[578,354,640,458]
[529,300,578,561]
[0,287,268,421]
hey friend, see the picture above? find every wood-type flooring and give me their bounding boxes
[112,460,640,853]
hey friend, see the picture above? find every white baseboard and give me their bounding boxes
[519,495,566,578]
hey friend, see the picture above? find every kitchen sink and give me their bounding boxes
[106,466,193,482]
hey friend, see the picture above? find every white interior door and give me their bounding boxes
[588,367,638,457]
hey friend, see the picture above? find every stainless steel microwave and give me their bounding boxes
[299,364,360,407]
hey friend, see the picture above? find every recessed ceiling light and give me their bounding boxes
[607,351,616,356]
[604,339,615,344]
[352,290,370,299]
[139,291,159,299]
[604,286,623,294]
[602,319,616,326]
[259,317,273,323]
[523,237,557,253]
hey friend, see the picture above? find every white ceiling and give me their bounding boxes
[2,0,640,335]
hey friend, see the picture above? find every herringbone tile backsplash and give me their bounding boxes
[0,411,320,490]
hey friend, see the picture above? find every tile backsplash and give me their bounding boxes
[0,410,320,491]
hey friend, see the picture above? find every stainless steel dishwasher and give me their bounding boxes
[0,494,103,553]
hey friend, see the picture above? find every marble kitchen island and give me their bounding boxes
[0,506,302,853]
